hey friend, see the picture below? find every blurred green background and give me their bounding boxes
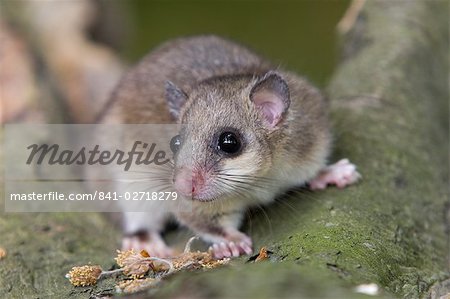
[93,0,349,87]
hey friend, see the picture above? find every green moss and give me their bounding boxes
[0,212,120,298]
[154,262,393,299]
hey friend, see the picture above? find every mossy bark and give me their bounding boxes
[0,1,448,298]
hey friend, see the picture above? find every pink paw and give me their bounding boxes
[209,233,253,259]
[309,159,361,190]
[122,232,174,258]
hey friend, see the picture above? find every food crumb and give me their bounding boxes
[116,278,159,293]
[66,236,230,294]
[0,247,7,260]
[255,247,269,262]
[66,265,103,286]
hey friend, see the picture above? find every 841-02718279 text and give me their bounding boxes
[98,191,178,201]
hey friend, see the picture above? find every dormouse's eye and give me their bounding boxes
[170,135,182,153]
[218,132,241,155]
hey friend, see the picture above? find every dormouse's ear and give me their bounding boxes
[165,81,188,120]
[250,71,290,128]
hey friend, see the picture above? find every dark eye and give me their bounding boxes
[218,132,241,154]
[170,135,182,153]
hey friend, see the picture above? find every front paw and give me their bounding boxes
[209,233,253,259]
[122,231,174,258]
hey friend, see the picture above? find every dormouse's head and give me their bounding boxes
[165,72,290,202]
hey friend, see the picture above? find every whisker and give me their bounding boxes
[216,176,275,190]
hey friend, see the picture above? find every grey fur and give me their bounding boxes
[100,35,331,251]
